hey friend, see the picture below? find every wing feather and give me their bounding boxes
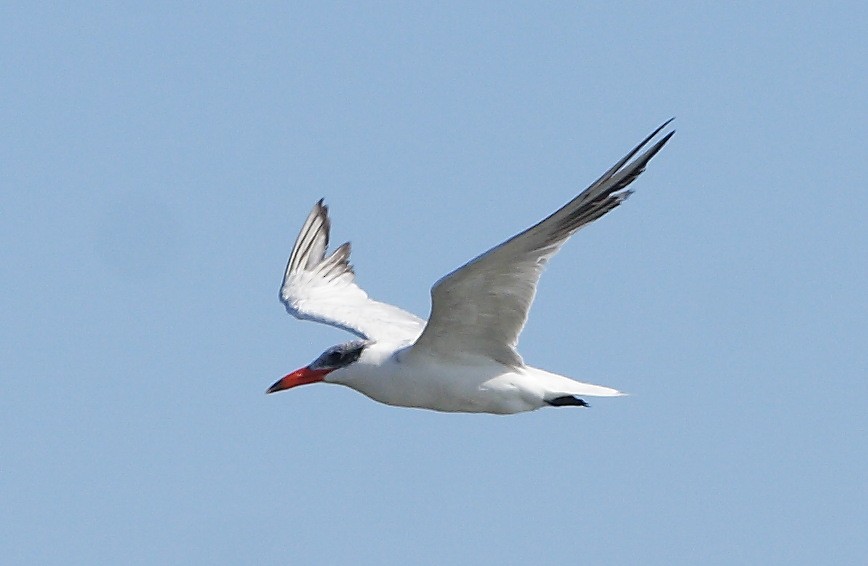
[409,121,675,365]
[280,200,426,342]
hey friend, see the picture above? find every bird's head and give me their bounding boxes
[266,340,367,394]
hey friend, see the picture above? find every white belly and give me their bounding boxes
[338,358,545,414]
[327,345,622,415]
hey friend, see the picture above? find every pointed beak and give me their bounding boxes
[266,366,331,394]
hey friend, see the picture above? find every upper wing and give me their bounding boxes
[280,200,426,343]
[409,121,675,366]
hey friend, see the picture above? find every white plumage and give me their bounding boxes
[269,121,674,414]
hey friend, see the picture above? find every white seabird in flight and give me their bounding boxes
[268,121,674,414]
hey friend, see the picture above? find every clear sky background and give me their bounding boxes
[2,3,866,565]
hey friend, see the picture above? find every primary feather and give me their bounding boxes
[280,199,425,343]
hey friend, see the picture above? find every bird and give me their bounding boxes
[267,120,674,414]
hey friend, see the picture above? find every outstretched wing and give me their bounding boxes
[409,121,675,366]
[280,200,426,343]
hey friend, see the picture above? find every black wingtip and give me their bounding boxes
[645,119,676,152]
[647,118,673,140]
[646,129,676,160]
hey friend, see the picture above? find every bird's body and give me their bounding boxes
[327,341,621,414]
[267,121,674,414]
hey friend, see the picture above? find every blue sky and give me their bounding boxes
[2,3,866,564]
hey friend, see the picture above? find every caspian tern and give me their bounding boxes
[267,121,674,414]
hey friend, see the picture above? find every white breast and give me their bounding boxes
[326,344,544,414]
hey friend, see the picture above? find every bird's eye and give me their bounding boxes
[327,351,344,366]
